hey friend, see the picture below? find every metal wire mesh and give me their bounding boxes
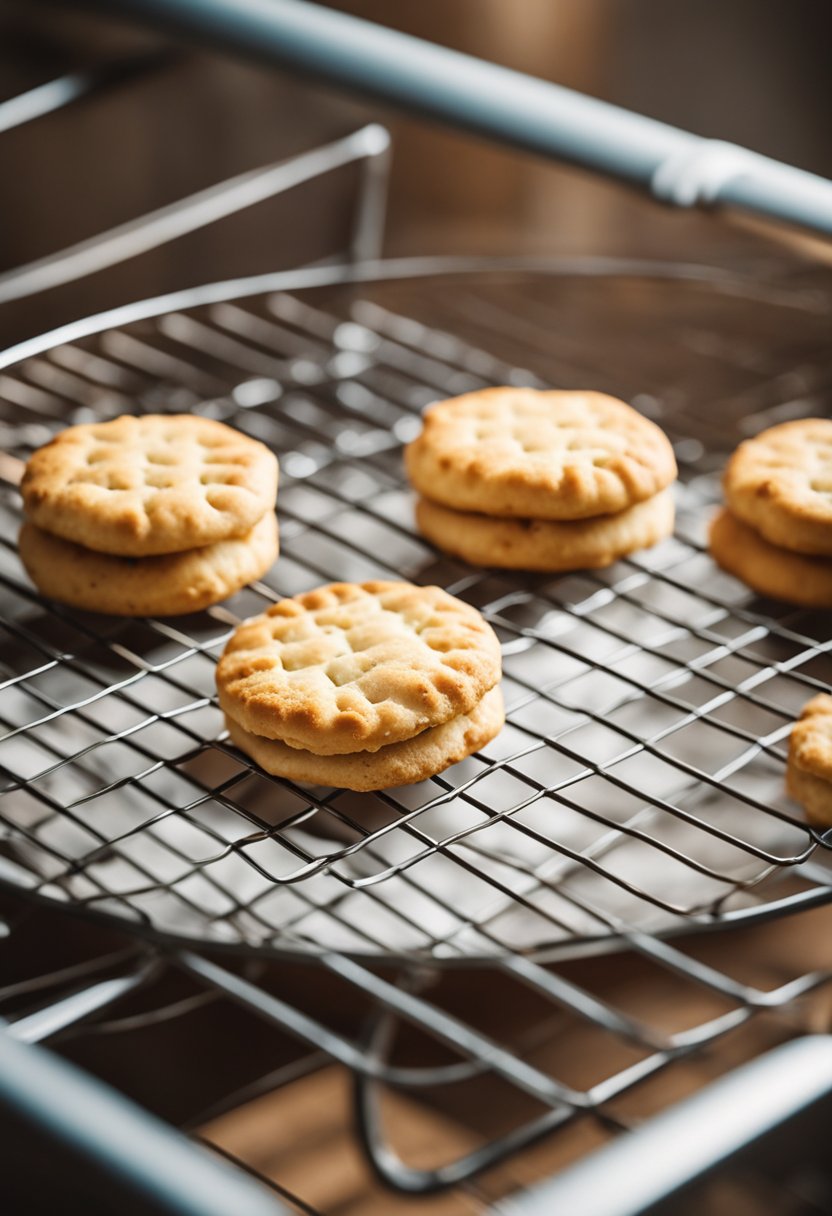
[0,260,831,965]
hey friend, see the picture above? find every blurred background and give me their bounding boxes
[0,0,830,345]
[2,8,832,1213]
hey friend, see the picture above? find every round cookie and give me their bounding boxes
[789,694,832,784]
[404,388,677,520]
[787,694,832,827]
[415,488,674,571]
[21,414,279,556]
[708,509,832,608]
[724,418,832,556]
[224,686,505,792]
[18,513,278,617]
[216,581,502,755]
[786,761,832,828]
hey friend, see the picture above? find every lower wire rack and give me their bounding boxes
[0,258,831,1192]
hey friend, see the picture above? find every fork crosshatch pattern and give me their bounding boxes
[0,263,831,967]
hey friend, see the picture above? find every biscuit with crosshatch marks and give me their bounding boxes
[724,418,832,556]
[404,388,677,520]
[789,694,832,784]
[18,513,278,617]
[224,686,505,792]
[415,488,674,571]
[216,581,502,755]
[787,695,832,827]
[708,508,832,608]
[21,414,279,557]
[786,762,832,828]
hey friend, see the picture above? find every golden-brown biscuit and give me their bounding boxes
[787,696,832,827]
[405,388,677,520]
[415,488,674,571]
[786,760,832,828]
[789,694,832,783]
[21,414,279,556]
[216,581,502,755]
[708,508,832,608]
[224,686,505,792]
[18,513,278,617]
[724,418,832,556]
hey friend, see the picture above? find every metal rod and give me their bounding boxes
[85,0,832,236]
[0,124,389,305]
[511,1037,832,1216]
[0,54,176,135]
[0,1025,288,1215]
[8,965,153,1044]
[0,72,97,134]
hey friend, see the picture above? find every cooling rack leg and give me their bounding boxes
[0,122,393,305]
[349,124,391,264]
[351,1002,576,1194]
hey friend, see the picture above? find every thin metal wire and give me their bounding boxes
[193,1136,323,1216]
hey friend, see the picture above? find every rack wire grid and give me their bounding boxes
[1,256,832,1194]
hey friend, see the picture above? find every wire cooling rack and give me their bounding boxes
[1,258,832,1192]
[0,258,831,965]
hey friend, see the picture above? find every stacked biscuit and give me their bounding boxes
[709,419,832,608]
[19,414,279,616]
[787,695,832,827]
[216,580,504,791]
[405,388,677,571]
